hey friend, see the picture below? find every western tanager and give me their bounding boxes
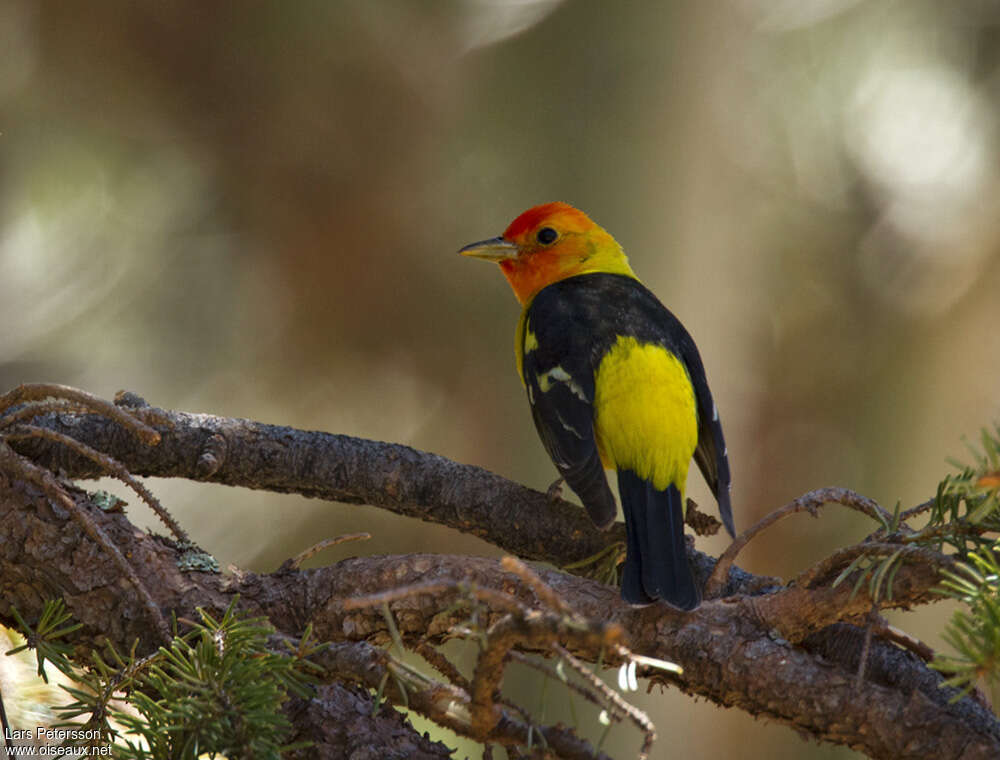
[460,202,733,609]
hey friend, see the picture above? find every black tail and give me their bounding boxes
[617,470,701,610]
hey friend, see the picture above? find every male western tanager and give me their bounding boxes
[460,202,733,609]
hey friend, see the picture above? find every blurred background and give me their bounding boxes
[2,1,999,757]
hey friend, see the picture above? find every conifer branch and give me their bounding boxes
[2,387,1000,759]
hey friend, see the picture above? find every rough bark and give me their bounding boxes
[10,401,621,567]
[1,394,998,759]
[284,684,452,760]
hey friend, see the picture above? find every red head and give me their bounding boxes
[460,202,634,305]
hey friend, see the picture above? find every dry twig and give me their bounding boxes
[0,384,160,445]
[5,425,187,542]
[281,532,372,571]
[706,488,893,596]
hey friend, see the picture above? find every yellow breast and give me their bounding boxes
[593,336,698,494]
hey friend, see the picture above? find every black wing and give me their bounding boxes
[679,336,735,537]
[520,300,617,530]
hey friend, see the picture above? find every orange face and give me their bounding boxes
[460,202,629,305]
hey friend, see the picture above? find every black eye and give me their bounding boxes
[536,227,558,245]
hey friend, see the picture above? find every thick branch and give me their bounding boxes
[284,682,452,760]
[1,472,998,760]
[10,402,622,567]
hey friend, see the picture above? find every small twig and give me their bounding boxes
[892,519,988,548]
[343,583,458,610]
[412,640,470,691]
[875,621,935,663]
[471,615,521,739]
[0,400,92,429]
[855,604,879,690]
[706,488,893,597]
[794,542,951,590]
[899,498,936,523]
[555,644,657,760]
[320,639,613,760]
[0,383,160,446]
[501,556,574,617]
[7,425,188,542]
[344,583,453,610]
[508,650,608,711]
[467,607,626,742]
[91,647,163,732]
[382,602,406,656]
[282,533,372,571]
[344,582,530,618]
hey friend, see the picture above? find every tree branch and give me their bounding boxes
[2,392,999,758]
[0,467,997,758]
[9,397,622,568]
